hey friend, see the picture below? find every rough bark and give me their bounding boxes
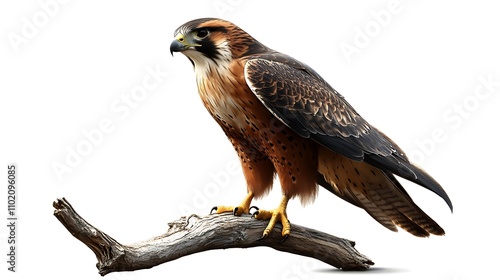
[53,197,373,276]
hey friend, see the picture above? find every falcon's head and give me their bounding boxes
[170,18,268,69]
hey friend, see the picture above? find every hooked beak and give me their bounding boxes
[170,40,186,55]
[170,33,201,56]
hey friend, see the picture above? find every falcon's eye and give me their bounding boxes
[194,28,209,39]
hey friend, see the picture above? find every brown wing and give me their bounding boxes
[244,55,453,211]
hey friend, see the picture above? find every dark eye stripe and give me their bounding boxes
[190,26,229,60]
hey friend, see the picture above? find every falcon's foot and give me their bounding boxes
[251,195,290,241]
[210,192,254,216]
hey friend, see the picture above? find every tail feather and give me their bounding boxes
[317,147,445,237]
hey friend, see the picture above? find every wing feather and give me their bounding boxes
[244,55,452,211]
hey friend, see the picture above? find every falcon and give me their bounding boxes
[170,18,452,239]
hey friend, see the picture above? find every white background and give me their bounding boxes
[1,0,499,279]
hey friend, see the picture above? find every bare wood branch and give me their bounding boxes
[53,197,373,276]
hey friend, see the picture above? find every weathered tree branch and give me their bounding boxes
[53,197,373,276]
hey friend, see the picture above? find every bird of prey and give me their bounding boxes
[170,18,452,239]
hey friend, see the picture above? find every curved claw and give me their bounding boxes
[280,234,289,243]
[256,230,288,242]
[232,207,239,216]
[257,232,268,241]
[249,206,259,216]
[210,206,218,214]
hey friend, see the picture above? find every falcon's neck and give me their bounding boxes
[184,48,250,130]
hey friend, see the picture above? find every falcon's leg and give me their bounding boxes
[252,194,290,240]
[211,138,274,216]
[211,191,254,216]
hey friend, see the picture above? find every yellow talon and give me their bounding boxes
[211,192,254,216]
[253,195,290,239]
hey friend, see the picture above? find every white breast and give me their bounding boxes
[182,44,246,129]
